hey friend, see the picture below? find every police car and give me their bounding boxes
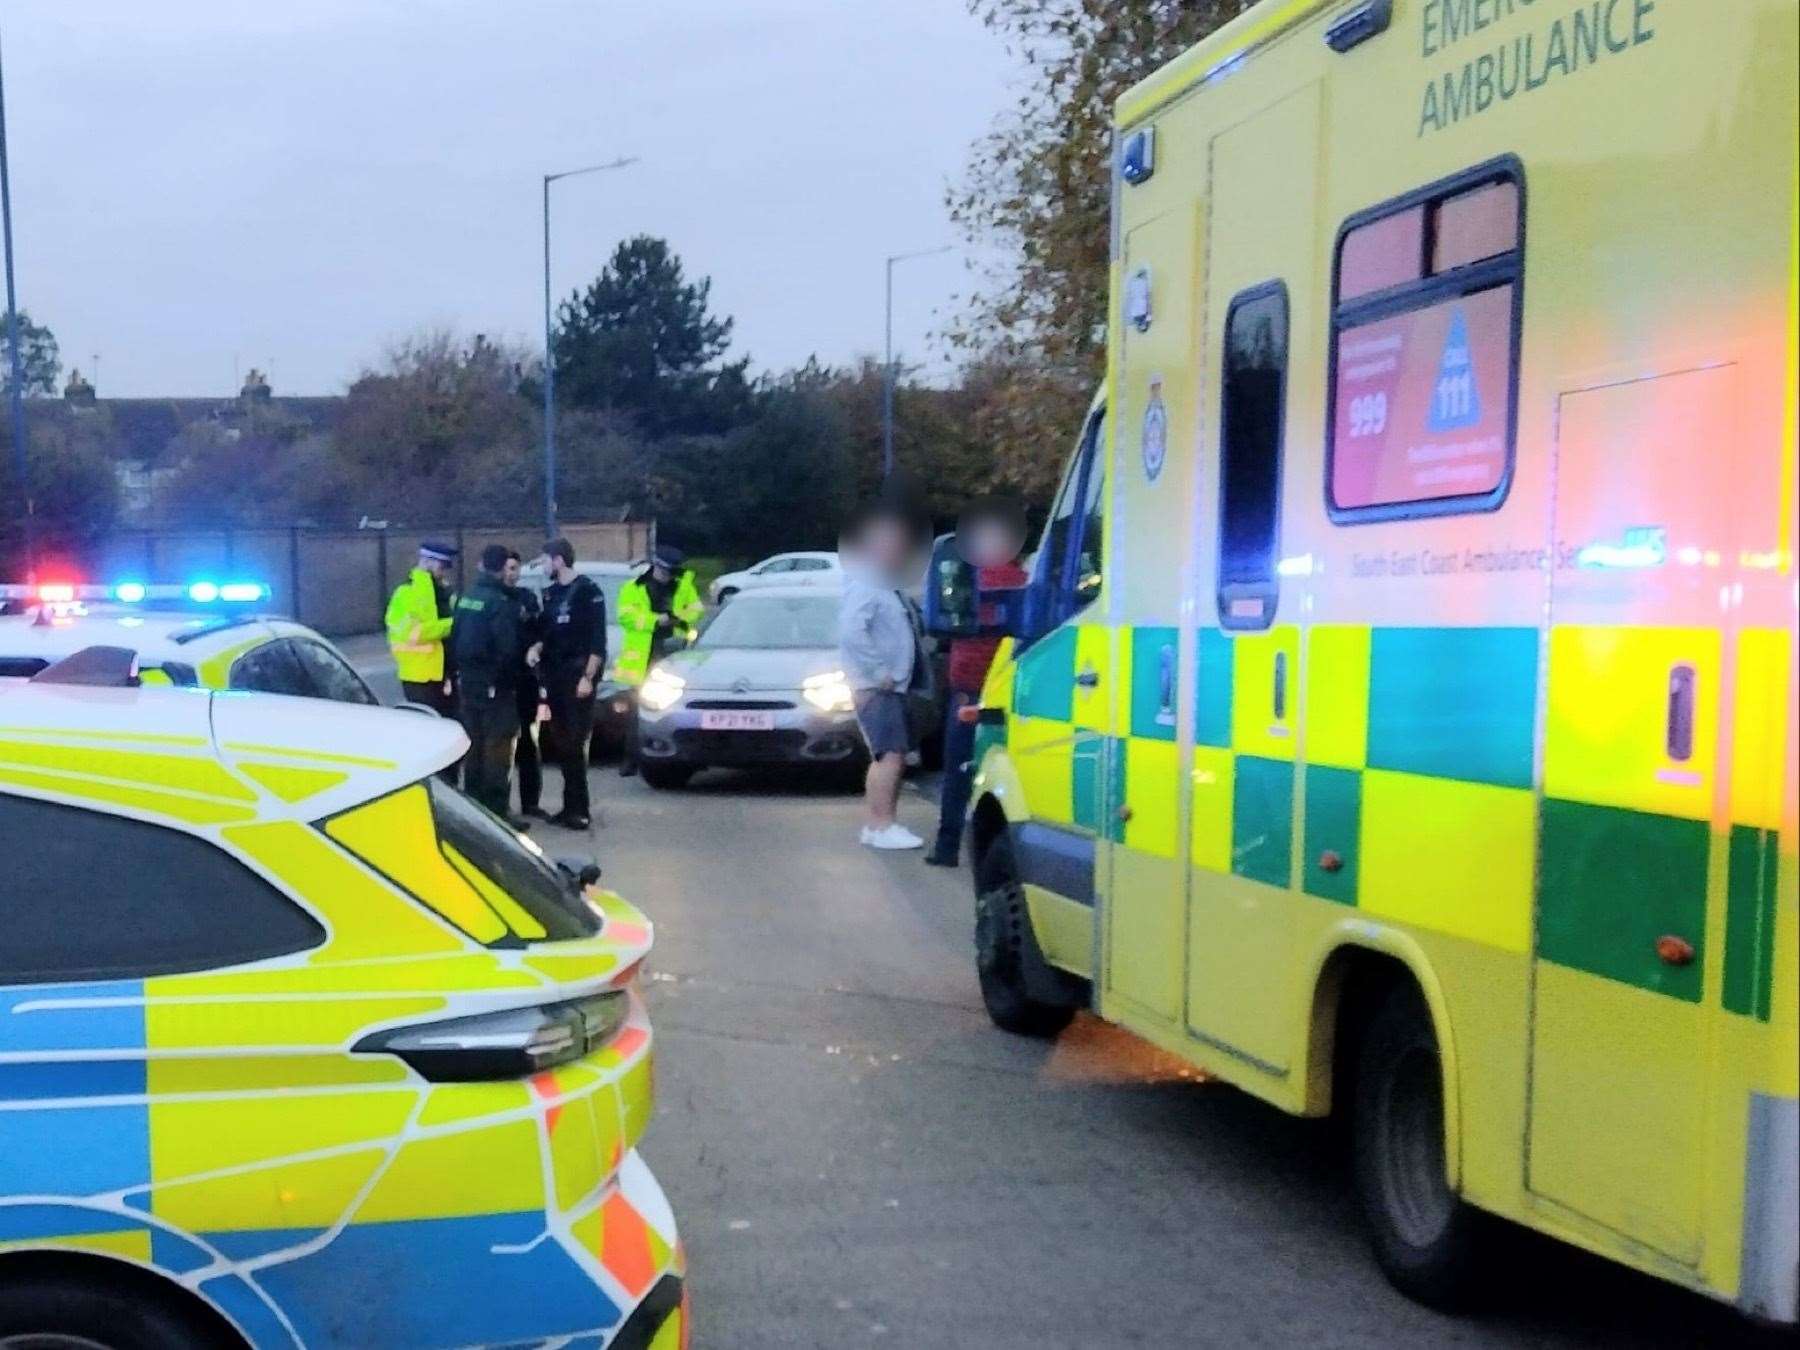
[0,582,377,704]
[0,651,687,1348]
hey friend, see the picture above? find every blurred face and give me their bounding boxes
[651,563,673,584]
[420,555,448,580]
[502,558,521,586]
[861,517,912,573]
[960,516,1024,568]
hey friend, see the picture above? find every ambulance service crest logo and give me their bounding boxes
[1142,376,1168,482]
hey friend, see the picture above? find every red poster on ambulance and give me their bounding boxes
[1330,284,1513,511]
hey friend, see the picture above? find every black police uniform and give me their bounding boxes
[450,571,523,818]
[540,571,607,825]
[508,582,545,815]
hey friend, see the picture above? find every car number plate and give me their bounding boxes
[700,710,775,731]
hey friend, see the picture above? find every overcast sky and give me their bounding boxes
[2,1,1019,398]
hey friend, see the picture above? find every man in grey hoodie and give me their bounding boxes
[838,501,926,850]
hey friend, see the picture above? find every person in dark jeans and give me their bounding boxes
[450,544,525,823]
[531,537,607,830]
[926,497,1029,867]
[503,549,546,820]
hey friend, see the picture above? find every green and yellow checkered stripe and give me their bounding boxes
[1010,620,1786,1018]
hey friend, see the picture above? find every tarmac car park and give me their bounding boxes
[0,583,378,706]
[0,653,687,1348]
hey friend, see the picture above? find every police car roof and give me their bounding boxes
[0,607,287,666]
[0,680,466,809]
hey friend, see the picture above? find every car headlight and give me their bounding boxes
[638,668,686,712]
[802,670,855,714]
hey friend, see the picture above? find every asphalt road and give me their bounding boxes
[342,638,1776,1349]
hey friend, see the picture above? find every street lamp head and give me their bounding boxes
[546,155,640,185]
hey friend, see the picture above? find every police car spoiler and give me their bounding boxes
[28,645,143,688]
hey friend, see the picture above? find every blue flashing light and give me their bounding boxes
[219,582,269,603]
[113,581,148,604]
[187,581,221,603]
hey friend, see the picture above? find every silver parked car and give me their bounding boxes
[633,585,935,789]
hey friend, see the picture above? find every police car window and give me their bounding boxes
[0,794,325,983]
[290,639,379,705]
[229,640,312,697]
[0,657,48,678]
[1328,161,1524,520]
[790,558,831,573]
[427,780,599,940]
[1217,283,1289,631]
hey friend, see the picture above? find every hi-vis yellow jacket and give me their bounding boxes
[385,567,455,684]
[615,568,703,686]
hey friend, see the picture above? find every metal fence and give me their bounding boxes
[83,521,653,636]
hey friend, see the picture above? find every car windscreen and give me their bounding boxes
[695,595,839,649]
[428,779,600,940]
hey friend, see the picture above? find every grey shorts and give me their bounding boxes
[853,689,910,759]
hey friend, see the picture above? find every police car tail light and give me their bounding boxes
[355,991,629,1082]
[801,670,854,713]
[638,669,685,712]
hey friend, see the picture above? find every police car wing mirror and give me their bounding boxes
[29,645,141,688]
[554,855,602,888]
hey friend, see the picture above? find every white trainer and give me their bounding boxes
[862,822,924,851]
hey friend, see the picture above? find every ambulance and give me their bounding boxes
[932,0,1797,1321]
[0,653,687,1347]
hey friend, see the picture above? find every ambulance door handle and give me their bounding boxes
[1272,652,1288,722]
[1076,667,1101,689]
[1665,663,1695,762]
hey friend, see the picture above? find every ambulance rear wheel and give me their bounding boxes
[973,835,1074,1039]
[641,764,692,791]
[1352,983,1487,1311]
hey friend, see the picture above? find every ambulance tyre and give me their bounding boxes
[641,763,692,791]
[1352,983,1487,1312]
[973,835,1074,1039]
[0,1258,242,1348]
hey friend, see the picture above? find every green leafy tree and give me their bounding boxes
[552,236,752,436]
[332,330,539,524]
[948,0,1241,493]
[1,310,61,399]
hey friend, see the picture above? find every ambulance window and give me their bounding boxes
[1038,406,1106,619]
[1216,283,1289,632]
[1338,206,1424,301]
[1328,160,1524,521]
[0,795,325,983]
[1433,180,1519,273]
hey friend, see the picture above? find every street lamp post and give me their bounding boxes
[542,156,638,542]
[882,245,952,479]
[0,30,34,581]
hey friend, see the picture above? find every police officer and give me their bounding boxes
[386,540,457,713]
[450,544,524,823]
[502,549,547,821]
[616,543,704,776]
[531,538,607,830]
